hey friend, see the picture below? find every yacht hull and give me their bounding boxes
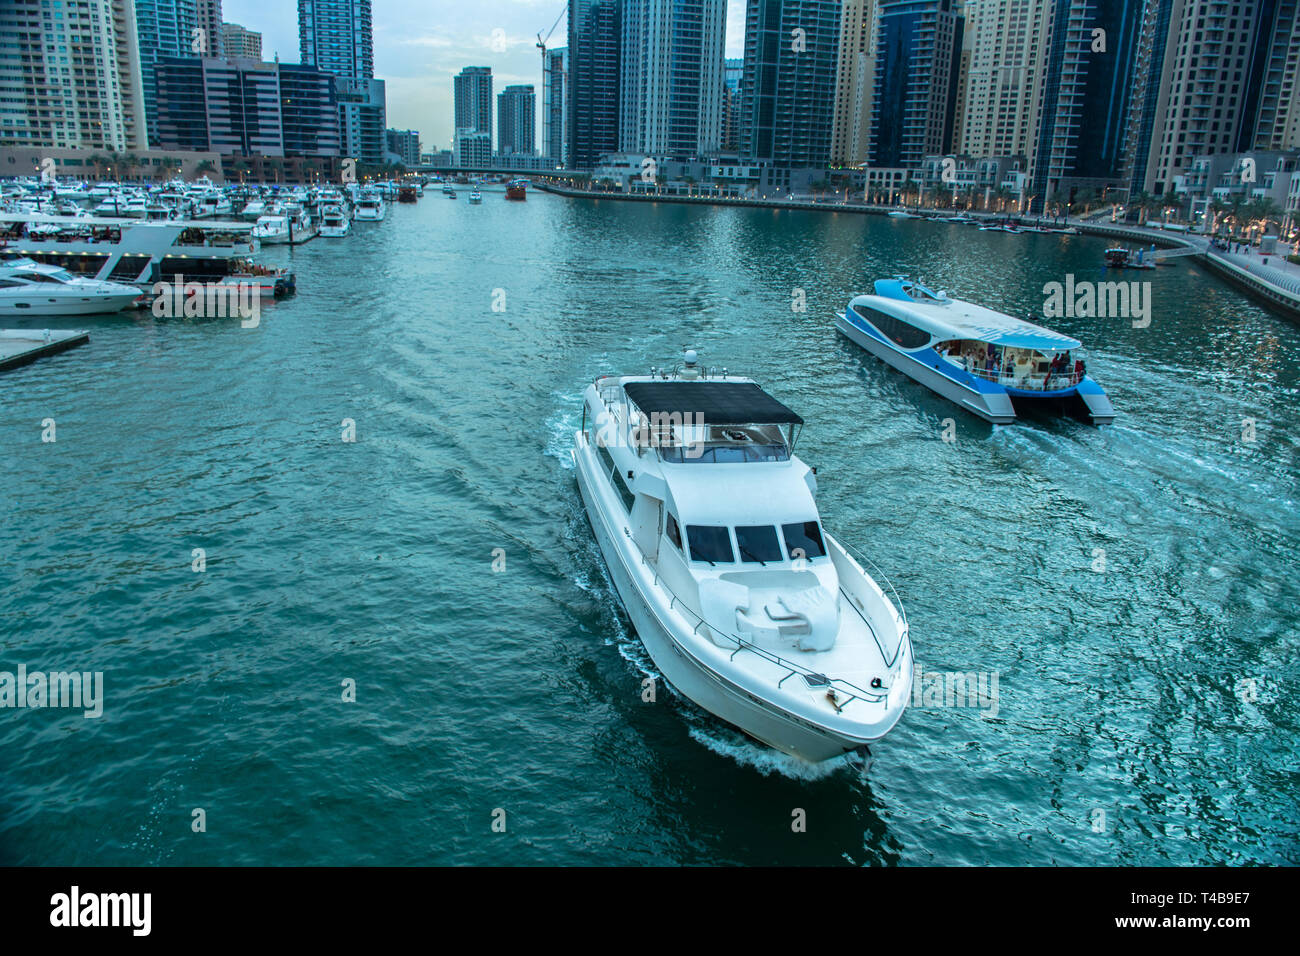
[0,292,139,316]
[573,440,905,762]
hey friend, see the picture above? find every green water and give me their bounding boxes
[1,192,1296,865]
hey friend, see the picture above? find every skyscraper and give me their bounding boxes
[454,67,494,144]
[1251,0,1300,150]
[196,0,223,54]
[0,0,147,151]
[134,0,201,146]
[740,0,842,168]
[299,0,373,79]
[955,0,1051,164]
[619,0,727,157]
[543,48,569,163]
[831,0,879,166]
[1032,0,1143,205]
[568,0,622,169]
[869,0,963,169]
[1124,0,1271,195]
[498,85,537,155]
[298,0,383,164]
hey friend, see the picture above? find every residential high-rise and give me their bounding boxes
[543,48,569,164]
[196,0,223,54]
[222,23,264,59]
[454,67,494,144]
[955,0,1051,165]
[1032,0,1143,206]
[830,0,879,166]
[299,0,373,79]
[386,129,421,166]
[298,0,383,164]
[0,0,148,151]
[1124,0,1271,195]
[740,0,842,168]
[154,56,340,157]
[721,58,743,152]
[869,0,963,169]
[1251,1,1300,150]
[134,0,201,146]
[619,0,727,157]
[498,85,537,155]
[454,129,493,167]
[568,0,622,169]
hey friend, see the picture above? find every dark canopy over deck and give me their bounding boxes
[623,381,804,426]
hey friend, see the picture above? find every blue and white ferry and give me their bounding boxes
[835,277,1115,425]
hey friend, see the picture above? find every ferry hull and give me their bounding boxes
[573,441,903,763]
[835,312,1017,424]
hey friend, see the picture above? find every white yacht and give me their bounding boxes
[250,214,291,243]
[0,255,141,316]
[468,189,483,204]
[572,354,914,762]
[240,198,268,221]
[319,204,351,237]
[354,189,386,220]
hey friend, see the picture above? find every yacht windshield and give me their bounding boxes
[781,521,826,560]
[736,525,782,564]
[686,525,734,564]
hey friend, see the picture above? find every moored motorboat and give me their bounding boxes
[572,353,914,762]
[835,277,1115,425]
[0,255,142,316]
[505,179,526,200]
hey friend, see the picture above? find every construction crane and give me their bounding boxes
[536,5,565,58]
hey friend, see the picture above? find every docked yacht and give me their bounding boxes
[240,198,269,221]
[443,184,457,199]
[319,205,351,237]
[835,277,1115,425]
[251,214,291,243]
[354,189,386,220]
[0,255,142,316]
[572,354,914,762]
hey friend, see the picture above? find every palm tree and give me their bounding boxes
[231,160,252,184]
[266,158,284,184]
[86,153,108,180]
[1245,197,1281,238]
[194,159,217,181]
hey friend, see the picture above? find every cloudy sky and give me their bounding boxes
[221,1,749,154]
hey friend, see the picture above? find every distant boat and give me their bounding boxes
[888,210,917,219]
[468,189,483,204]
[506,180,527,201]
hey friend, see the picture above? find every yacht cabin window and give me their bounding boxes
[735,525,782,564]
[666,513,683,551]
[782,521,827,560]
[686,525,734,565]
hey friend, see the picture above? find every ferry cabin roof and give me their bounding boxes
[858,279,1081,352]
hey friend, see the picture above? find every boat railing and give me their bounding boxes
[944,356,1084,390]
[834,539,909,653]
[636,551,891,712]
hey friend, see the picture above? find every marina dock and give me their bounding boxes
[0,328,89,372]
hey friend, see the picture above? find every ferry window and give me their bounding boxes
[686,525,734,564]
[735,525,782,563]
[666,513,682,550]
[782,521,827,560]
[852,304,931,349]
